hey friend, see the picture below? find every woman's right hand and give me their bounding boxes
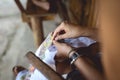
[52,21,86,41]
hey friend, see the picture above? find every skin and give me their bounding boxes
[55,59,72,75]
[52,21,99,41]
[73,56,104,80]
[53,41,104,80]
[53,40,72,61]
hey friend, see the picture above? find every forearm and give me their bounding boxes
[75,42,100,56]
[82,27,99,41]
[74,56,104,80]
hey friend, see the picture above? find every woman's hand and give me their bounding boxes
[53,21,86,41]
[53,40,72,62]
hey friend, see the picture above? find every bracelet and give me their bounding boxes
[67,48,74,57]
[70,52,82,65]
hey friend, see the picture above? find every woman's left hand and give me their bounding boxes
[53,40,72,61]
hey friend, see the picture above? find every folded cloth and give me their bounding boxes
[27,33,95,80]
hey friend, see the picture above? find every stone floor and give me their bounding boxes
[0,15,35,80]
[0,15,60,80]
[0,0,60,80]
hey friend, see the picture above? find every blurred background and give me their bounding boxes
[0,0,58,80]
[0,0,119,80]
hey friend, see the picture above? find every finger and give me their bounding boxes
[53,40,60,47]
[52,31,58,41]
[55,34,67,40]
[52,22,66,40]
[52,27,63,40]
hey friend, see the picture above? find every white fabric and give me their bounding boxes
[29,36,95,80]
[16,70,28,80]
[30,69,47,80]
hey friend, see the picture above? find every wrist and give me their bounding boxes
[67,48,75,57]
[69,51,81,65]
[69,51,76,58]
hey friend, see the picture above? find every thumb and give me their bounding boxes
[53,40,65,49]
[53,40,60,46]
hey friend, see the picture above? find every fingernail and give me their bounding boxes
[55,37,58,41]
[55,38,57,40]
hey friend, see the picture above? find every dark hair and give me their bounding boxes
[12,66,26,74]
